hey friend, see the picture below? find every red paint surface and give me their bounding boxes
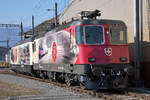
[75,44,130,64]
[52,42,57,62]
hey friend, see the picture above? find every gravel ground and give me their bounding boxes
[0,74,103,100]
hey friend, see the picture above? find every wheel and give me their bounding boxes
[66,80,71,87]
[65,74,71,87]
[80,83,86,90]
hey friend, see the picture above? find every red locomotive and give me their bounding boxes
[10,10,130,90]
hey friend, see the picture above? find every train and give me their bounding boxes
[10,10,130,90]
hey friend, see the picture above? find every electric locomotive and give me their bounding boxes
[10,10,130,90]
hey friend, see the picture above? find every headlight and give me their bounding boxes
[120,57,127,62]
[88,58,96,62]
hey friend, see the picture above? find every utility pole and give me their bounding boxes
[6,40,9,50]
[47,2,58,26]
[32,16,35,36]
[140,0,143,42]
[55,2,58,26]
[20,22,23,40]
[134,0,141,87]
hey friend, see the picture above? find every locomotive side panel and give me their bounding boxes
[33,26,80,73]
[10,42,34,74]
[18,42,33,66]
[38,29,78,65]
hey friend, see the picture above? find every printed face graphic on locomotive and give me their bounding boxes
[38,30,78,64]
[19,44,30,65]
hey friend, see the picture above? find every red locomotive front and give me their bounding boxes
[74,24,129,65]
[61,20,130,89]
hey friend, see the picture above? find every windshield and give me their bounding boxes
[84,26,104,44]
[110,26,127,44]
[76,25,104,44]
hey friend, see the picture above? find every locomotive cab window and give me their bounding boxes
[84,25,104,44]
[110,26,127,44]
[76,26,84,44]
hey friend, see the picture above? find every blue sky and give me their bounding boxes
[0,0,70,47]
[0,0,70,27]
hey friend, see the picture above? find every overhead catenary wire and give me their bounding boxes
[31,0,71,25]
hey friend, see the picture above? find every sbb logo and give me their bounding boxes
[52,42,57,62]
[104,48,112,56]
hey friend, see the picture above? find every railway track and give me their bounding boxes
[0,69,150,100]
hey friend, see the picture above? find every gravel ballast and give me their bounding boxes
[0,74,103,100]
